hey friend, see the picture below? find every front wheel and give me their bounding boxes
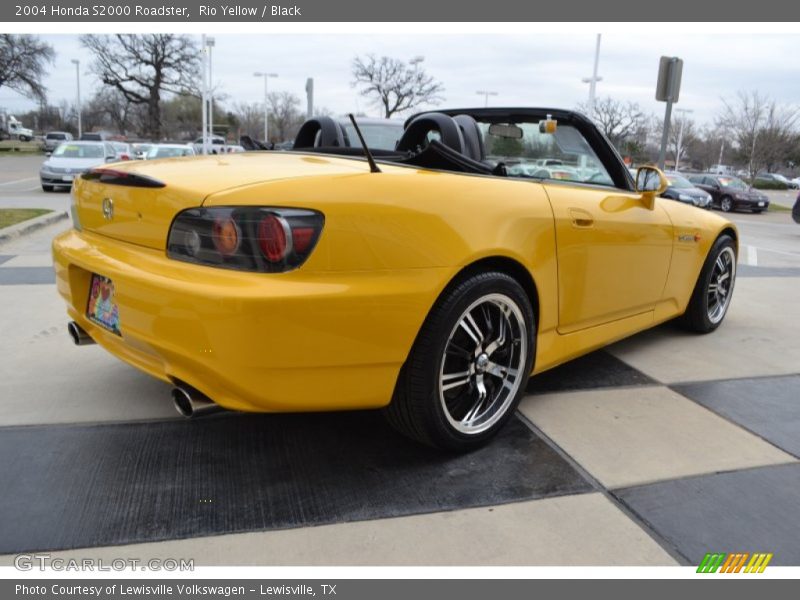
[385,272,535,450]
[680,235,737,333]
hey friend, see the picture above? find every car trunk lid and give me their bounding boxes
[73,152,370,250]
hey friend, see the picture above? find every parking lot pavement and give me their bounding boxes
[0,180,798,566]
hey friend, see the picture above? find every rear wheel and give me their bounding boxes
[680,235,737,333]
[720,196,734,212]
[385,272,535,450]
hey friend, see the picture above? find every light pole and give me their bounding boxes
[70,59,81,138]
[206,37,215,145]
[581,34,602,115]
[674,107,693,172]
[476,90,498,107]
[254,72,278,143]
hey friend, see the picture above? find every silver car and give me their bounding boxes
[40,141,116,192]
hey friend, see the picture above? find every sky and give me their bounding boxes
[2,32,799,128]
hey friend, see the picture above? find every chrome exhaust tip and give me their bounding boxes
[68,321,95,346]
[171,385,222,418]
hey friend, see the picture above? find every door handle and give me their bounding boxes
[569,208,594,228]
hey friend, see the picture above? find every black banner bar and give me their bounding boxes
[3,0,800,22]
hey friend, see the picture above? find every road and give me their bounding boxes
[0,153,798,566]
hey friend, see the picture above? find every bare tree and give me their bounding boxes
[652,113,698,168]
[267,91,304,142]
[0,34,55,102]
[352,55,445,118]
[580,96,649,150]
[86,88,138,136]
[232,101,264,140]
[718,90,800,177]
[81,34,201,139]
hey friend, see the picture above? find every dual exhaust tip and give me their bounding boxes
[67,321,222,419]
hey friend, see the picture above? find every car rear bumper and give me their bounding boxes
[52,229,446,413]
[735,198,769,210]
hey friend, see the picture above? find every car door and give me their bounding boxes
[696,176,722,204]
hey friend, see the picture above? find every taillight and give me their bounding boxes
[167,207,324,273]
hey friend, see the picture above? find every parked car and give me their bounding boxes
[39,141,116,191]
[80,132,107,141]
[192,136,227,154]
[54,108,739,450]
[43,131,74,153]
[110,141,134,161]
[793,193,800,224]
[145,144,196,159]
[708,164,735,175]
[132,143,153,160]
[687,174,770,213]
[662,172,712,208]
[753,172,791,190]
[773,174,799,190]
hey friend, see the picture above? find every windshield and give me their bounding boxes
[718,177,748,190]
[476,121,613,186]
[53,144,104,159]
[342,123,403,150]
[666,174,694,189]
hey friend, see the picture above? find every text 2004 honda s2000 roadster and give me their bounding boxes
[53,108,738,450]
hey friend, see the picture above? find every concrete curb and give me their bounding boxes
[0,210,68,246]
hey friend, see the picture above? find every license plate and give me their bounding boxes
[62,175,74,182]
[758,202,765,207]
[86,274,121,335]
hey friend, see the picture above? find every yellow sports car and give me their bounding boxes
[53,108,738,450]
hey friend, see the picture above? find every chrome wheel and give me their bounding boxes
[707,246,736,324]
[720,196,733,212]
[438,293,527,435]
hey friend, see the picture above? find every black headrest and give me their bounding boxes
[396,112,464,155]
[453,115,485,162]
[293,117,345,149]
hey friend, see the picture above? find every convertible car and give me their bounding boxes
[53,108,738,450]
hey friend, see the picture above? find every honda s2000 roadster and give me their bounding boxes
[53,108,738,450]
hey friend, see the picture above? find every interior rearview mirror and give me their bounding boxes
[488,123,523,139]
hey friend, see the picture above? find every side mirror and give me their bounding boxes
[635,166,668,210]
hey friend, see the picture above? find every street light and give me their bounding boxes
[581,34,603,115]
[70,59,81,138]
[476,90,498,107]
[206,37,215,146]
[409,55,425,67]
[253,72,278,143]
[674,107,694,172]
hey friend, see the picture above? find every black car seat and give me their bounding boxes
[293,116,345,149]
[453,114,486,163]
[396,113,465,155]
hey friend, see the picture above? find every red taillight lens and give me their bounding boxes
[292,227,315,254]
[211,217,240,256]
[167,207,324,273]
[257,214,289,262]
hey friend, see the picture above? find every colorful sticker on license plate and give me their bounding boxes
[86,274,121,335]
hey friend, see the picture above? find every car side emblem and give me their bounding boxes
[102,198,114,220]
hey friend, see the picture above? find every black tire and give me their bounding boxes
[719,196,734,212]
[384,272,535,451]
[680,235,737,333]
[41,184,54,192]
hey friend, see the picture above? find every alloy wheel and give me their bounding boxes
[438,293,527,435]
[707,246,736,324]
